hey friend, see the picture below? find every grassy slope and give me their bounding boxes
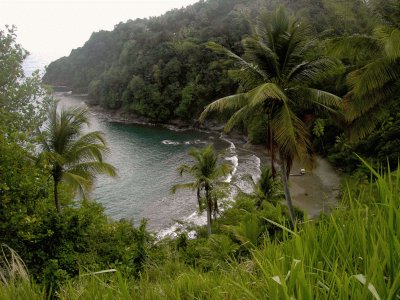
[2,162,399,299]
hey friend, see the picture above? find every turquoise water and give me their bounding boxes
[92,120,229,229]
[57,94,240,231]
[26,54,261,232]
[28,54,339,233]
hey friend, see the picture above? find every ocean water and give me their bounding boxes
[24,53,262,234]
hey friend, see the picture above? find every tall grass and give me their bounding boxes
[0,244,44,299]
[2,162,400,299]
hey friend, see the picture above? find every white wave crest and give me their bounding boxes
[157,136,263,241]
[225,155,238,183]
[162,139,208,146]
[193,139,207,145]
[157,211,207,240]
[162,140,181,146]
[220,134,236,150]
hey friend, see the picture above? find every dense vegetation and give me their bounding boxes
[0,26,152,292]
[1,0,400,298]
[42,0,374,122]
[42,0,400,170]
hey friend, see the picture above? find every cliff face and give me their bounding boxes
[43,0,374,122]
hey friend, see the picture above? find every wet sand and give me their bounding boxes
[236,142,341,218]
[57,92,341,219]
[289,158,340,218]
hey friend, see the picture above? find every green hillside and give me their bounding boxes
[2,0,400,298]
[42,0,373,122]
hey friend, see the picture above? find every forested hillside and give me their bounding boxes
[3,0,400,298]
[43,0,374,122]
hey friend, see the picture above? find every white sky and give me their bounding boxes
[1,0,199,61]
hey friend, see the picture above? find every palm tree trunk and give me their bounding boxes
[205,186,212,236]
[268,111,276,178]
[281,161,296,229]
[212,199,218,221]
[196,188,201,208]
[270,137,276,177]
[53,177,61,213]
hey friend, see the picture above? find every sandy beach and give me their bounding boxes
[236,142,341,218]
[289,157,340,218]
[60,92,342,220]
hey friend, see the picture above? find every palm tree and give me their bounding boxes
[39,103,117,212]
[172,145,231,236]
[331,0,400,140]
[247,167,283,208]
[199,7,341,228]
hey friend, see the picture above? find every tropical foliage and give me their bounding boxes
[0,26,153,295]
[330,0,400,140]
[172,145,231,235]
[42,0,373,123]
[0,26,50,140]
[2,162,400,299]
[200,7,341,227]
[247,167,283,207]
[2,0,400,298]
[39,104,117,212]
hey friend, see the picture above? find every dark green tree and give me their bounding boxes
[200,7,341,227]
[336,0,400,140]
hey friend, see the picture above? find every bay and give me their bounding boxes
[24,52,340,234]
[56,93,265,234]
[23,53,262,233]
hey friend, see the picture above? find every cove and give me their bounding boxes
[56,93,249,231]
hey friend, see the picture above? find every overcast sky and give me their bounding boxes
[1,0,198,61]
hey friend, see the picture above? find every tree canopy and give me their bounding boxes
[42,0,374,123]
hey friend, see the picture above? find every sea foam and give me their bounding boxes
[157,135,261,240]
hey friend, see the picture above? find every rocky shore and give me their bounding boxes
[57,91,341,219]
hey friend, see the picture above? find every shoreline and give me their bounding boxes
[56,91,341,227]
[86,100,227,133]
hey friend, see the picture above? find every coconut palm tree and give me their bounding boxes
[331,0,400,140]
[199,7,341,228]
[172,145,231,236]
[39,103,117,212]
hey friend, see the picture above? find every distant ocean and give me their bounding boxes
[23,52,262,236]
[23,52,50,77]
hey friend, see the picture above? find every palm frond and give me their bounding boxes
[227,68,264,90]
[303,88,342,110]
[247,83,288,107]
[348,58,399,97]
[326,35,381,64]
[347,104,390,141]
[62,106,90,130]
[224,105,255,133]
[171,182,197,194]
[66,161,117,180]
[62,172,92,198]
[199,93,248,123]
[38,150,65,166]
[374,25,400,59]
[64,131,110,164]
[242,37,278,78]
[212,163,232,179]
[280,23,313,75]
[207,41,269,82]
[271,103,312,168]
[288,58,339,84]
[343,81,398,121]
